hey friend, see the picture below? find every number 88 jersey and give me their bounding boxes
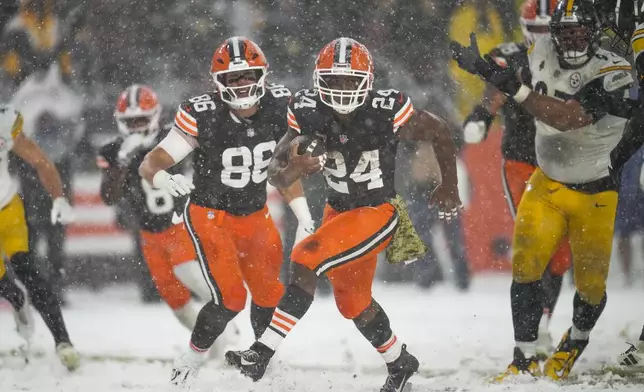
[173,84,291,215]
[288,88,414,212]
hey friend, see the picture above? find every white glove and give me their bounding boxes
[152,170,194,197]
[463,121,487,144]
[117,133,145,166]
[51,197,75,225]
[294,220,315,246]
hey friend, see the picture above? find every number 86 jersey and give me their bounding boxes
[173,84,291,215]
[288,88,414,212]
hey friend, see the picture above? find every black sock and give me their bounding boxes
[255,284,314,355]
[639,324,644,342]
[541,270,563,317]
[0,274,25,311]
[190,300,238,351]
[511,281,544,342]
[250,303,275,340]
[353,300,403,363]
[572,291,606,333]
[11,252,70,345]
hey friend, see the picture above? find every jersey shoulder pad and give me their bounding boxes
[0,106,22,140]
[592,50,634,92]
[488,42,527,68]
[288,89,321,134]
[370,89,414,129]
[174,93,219,137]
[96,138,123,169]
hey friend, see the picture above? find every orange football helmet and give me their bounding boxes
[314,37,374,114]
[520,0,559,46]
[211,36,268,110]
[114,84,161,138]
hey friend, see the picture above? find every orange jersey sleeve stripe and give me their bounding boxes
[178,109,197,127]
[175,112,198,136]
[287,108,301,133]
[393,101,414,128]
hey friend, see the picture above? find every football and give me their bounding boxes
[290,135,326,157]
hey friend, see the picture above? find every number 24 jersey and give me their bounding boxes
[173,84,292,215]
[288,89,414,212]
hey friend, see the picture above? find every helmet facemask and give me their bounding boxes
[314,68,372,114]
[115,107,161,148]
[212,65,267,110]
[551,17,600,68]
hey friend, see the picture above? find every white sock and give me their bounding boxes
[377,334,403,364]
[570,326,590,341]
[516,341,538,358]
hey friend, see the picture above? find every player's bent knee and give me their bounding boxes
[334,289,371,319]
[512,253,546,283]
[576,281,606,306]
[221,283,248,313]
[250,281,284,308]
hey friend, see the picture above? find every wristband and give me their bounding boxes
[288,197,313,223]
[512,85,532,103]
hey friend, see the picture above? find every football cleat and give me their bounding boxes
[380,344,419,392]
[618,341,644,369]
[169,351,205,390]
[543,328,588,380]
[495,347,542,382]
[224,344,271,382]
[56,342,80,371]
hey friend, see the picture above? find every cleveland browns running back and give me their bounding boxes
[225,37,462,392]
[138,36,315,389]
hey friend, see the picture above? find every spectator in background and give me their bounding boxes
[614,148,644,286]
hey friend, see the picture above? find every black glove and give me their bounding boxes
[451,33,523,98]
[463,105,494,130]
[450,32,492,76]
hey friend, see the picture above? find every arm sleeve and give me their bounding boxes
[157,127,197,163]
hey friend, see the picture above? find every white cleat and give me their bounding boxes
[170,351,206,390]
[56,342,80,371]
[618,341,644,369]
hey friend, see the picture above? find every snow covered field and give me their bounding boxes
[1,274,643,392]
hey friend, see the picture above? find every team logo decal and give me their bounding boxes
[569,72,582,89]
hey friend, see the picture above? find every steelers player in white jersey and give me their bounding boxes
[451,0,637,381]
[0,104,79,370]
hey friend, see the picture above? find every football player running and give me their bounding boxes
[98,85,241,347]
[139,37,315,388]
[452,0,635,381]
[462,0,570,358]
[225,37,461,392]
[0,104,78,370]
[594,0,644,370]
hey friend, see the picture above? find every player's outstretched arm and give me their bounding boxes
[12,132,65,200]
[397,110,462,217]
[518,91,594,131]
[139,128,195,197]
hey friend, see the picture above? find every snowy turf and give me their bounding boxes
[1,274,643,392]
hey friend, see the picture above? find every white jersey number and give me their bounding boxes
[221,141,276,188]
[141,179,175,215]
[325,150,383,194]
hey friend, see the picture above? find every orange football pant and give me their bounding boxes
[183,203,284,312]
[292,202,398,319]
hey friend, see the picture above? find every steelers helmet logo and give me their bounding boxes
[569,72,582,89]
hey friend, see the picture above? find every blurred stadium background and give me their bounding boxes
[0,0,641,301]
